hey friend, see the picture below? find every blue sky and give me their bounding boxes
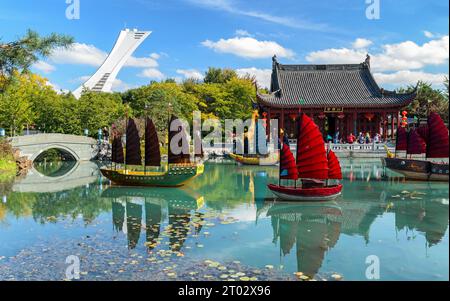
[0,0,448,92]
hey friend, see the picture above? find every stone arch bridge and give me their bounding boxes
[9,134,98,162]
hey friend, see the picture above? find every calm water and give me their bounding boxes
[0,159,448,281]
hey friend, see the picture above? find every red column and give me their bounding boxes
[353,112,357,135]
[391,112,395,140]
[382,112,387,141]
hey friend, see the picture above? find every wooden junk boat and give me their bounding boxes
[229,110,278,166]
[101,115,204,187]
[268,113,343,201]
[382,112,449,181]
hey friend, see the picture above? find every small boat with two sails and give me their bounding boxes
[268,113,343,201]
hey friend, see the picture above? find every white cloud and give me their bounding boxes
[139,68,165,80]
[51,43,107,66]
[111,79,136,92]
[236,67,272,88]
[150,52,160,60]
[235,29,252,37]
[176,69,204,80]
[125,56,158,68]
[352,38,373,49]
[202,36,295,59]
[186,0,329,31]
[32,60,56,73]
[50,42,159,68]
[373,71,448,86]
[423,30,435,38]
[306,35,449,72]
[45,80,69,94]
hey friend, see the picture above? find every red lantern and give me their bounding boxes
[364,113,375,121]
[401,111,408,127]
[337,112,345,119]
[289,113,297,121]
[318,112,326,119]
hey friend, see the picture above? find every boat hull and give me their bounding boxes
[100,164,204,187]
[382,157,449,182]
[229,153,278,166]
[267,184,343,201]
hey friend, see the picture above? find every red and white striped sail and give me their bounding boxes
[280,143,298,180]
[427,112,449,158]
[327,150,342,180]
[296,114,329,179]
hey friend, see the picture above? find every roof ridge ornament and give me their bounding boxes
[365,53,371,69]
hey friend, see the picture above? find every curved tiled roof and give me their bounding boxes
[257,60,416,109]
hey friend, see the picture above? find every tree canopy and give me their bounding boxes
[0,29,73,90]
[399,81,449,123]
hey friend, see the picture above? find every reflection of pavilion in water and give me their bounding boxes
[105,187,204,250]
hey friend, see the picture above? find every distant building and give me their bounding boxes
[256,56,417,141]
[73,29,151,98]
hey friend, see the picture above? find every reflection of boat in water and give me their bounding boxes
[229,111,279,166]
[101,116,204,187]
[266,201,342,277]
[268,113,343,201]
[382,113,449,181]
[104,186,204,250]
[229,153,278,166]
[261,178,449,277]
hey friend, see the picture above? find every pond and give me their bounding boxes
[0,159,448,281]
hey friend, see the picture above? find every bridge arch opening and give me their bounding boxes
[33,148,78,177]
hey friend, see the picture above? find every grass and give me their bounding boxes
[0,140,17,181]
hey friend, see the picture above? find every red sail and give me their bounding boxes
[327,150,342,180]
[125,119,142,165]
[296,113,329,179]
[407,129,426,155]
[427,112,449,158]
[145,118,161,166]
[396,127,407,151]
[168,115,191,164]
[417,124,429,144]
[280,143,298,180]
[112,136,124,164]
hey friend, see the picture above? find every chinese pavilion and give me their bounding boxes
[256,55,416,142]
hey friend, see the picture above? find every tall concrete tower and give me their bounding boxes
[73,29,151,98]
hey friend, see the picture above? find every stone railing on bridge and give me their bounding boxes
[9,133,98,162]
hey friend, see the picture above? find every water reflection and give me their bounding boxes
[0,160,448,280]
[33,160,78,178]
[266,202,342,277]
[103,187,204,251]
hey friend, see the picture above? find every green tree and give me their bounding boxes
[444,76,449,102]
[399,81,449,123]
[33,92,81,135]
[0,29,73,89]
[0,72,43,135]
[122,82,198,139]
[78,91,126,137]
[203,67,237,84]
